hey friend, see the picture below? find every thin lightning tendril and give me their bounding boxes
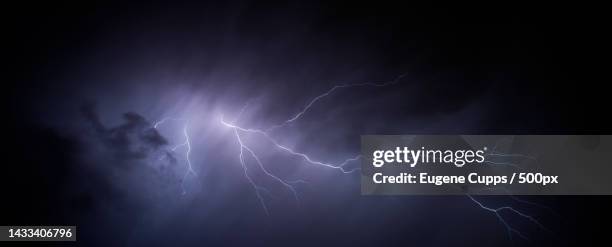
[471,144,550,239]
[467,194,551,240]
[153,117,196,195]
[266,73,408,132]
[234,128,270,215]
[234,128,300,204]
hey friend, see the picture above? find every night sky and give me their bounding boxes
[4,1,611,246]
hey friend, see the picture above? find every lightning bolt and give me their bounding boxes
[221,74,412,177]
[234,127,270,215]
[219,74,408,212]
[153,117,197,195]
[221,118,362,174]
[151,73,553,240]
[467,194,551,240]
[468,142,553,240]
[232,126,300,210]
[266,73,408,132]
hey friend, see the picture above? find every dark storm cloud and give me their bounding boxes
[81,103,168,160]
[75,103,188,209]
